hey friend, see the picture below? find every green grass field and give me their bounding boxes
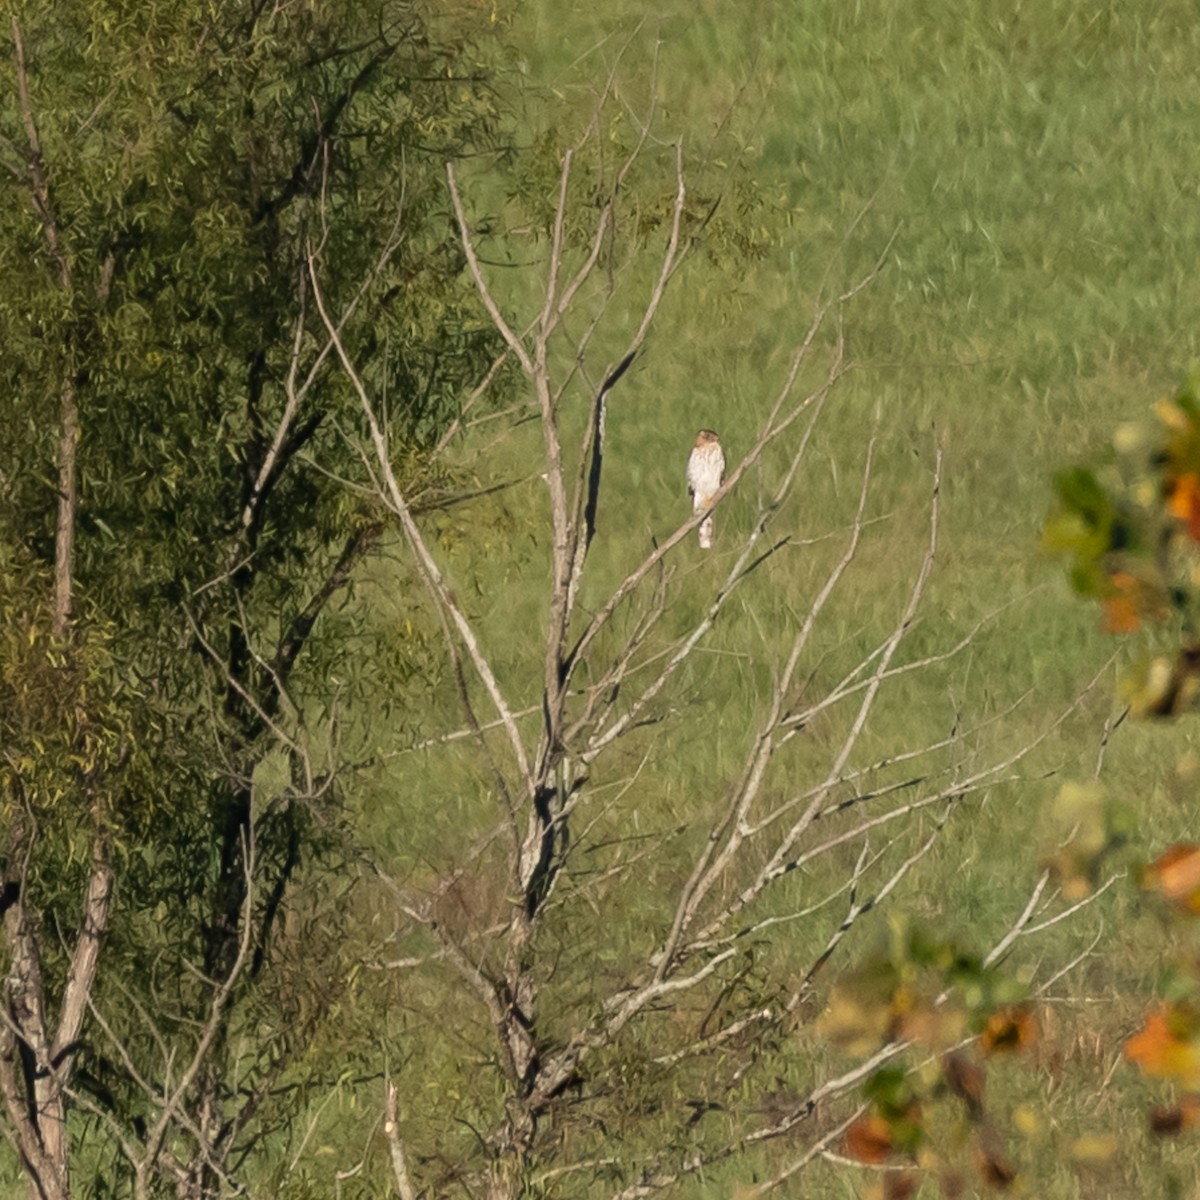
[18,3,1200,1197]
[376,1,1200,1195]
[268,3,1200,1196]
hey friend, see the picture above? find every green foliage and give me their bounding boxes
[1,0,511,1190]
[1043,370,1200,712]
[1043,466,1119,596]
[821,916,1029,1059]
[3,0,505,613]
[0,541,165,894]
[820,918,1036,1193]
[1039,780,1135,901]
[1041,377,1200,1175]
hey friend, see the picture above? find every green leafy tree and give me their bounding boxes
[1,1,505,1195]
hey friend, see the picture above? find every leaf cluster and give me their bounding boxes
[1043,369,1200,713]
[823,918,1036,1195]
[2,0,507,627]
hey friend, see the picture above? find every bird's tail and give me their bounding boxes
[698,512,714,550]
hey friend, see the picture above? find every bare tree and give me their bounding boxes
[305,90,1109,1198]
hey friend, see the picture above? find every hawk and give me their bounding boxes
[687,429,725,549]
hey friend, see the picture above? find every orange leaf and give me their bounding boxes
[1101,572,1142,634]
[1168,473,1200,541]
[1168,473,1198,520]
[1143,844,1200,913]
[1125,1008,1173,1074]
[980,1005,1039,1057]
[1125,1005,1200,1086]
[844,1114,894,1164]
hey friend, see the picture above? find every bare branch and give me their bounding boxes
[50,835,112,1072]
[445,163,535,376]
[307,248,533,786]
[137,828,259,1192]
[13,17,78,639]
[384,1082,418,1200]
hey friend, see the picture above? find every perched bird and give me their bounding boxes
[687,429,725,549]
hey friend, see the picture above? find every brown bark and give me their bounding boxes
[0,824,111,1200]
[52,376,79,638]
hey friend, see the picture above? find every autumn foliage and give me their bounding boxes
[820,923,1032,1193]
[1141,844,1200,915]
[821,371,1200,1197]
[1043,375,1200,1142]
[1044,374,1200,714]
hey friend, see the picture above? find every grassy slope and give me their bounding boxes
[432,1,1200,1194]
[266,3,1200,1196]
[18,5,1200,1198]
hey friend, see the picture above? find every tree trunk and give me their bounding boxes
[0,828,110,1200]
